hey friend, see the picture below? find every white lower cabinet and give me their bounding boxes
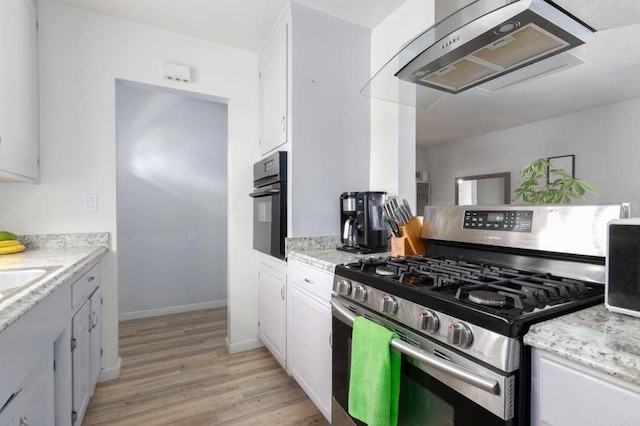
[257,254,287,369]
[0,258,103,426]
[287,259,332,421]
[0,352,53,426]
[531,348,640,425]
[71,264,102,424]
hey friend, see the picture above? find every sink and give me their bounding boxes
[0,266,60,299]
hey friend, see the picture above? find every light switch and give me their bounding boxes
[84,194,98,211]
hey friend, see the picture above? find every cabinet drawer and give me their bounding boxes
[71,262,101,310]
[288,260,332,303]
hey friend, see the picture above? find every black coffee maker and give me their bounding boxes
[338,191,388,254]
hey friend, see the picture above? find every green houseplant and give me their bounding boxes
[513,158,597,204]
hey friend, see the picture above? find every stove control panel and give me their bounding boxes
[463,210,533,233]
[332,275,522,372]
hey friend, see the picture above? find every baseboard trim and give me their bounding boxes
[225,336,264,354]
[98,356,122,382]
[119,300,227,321]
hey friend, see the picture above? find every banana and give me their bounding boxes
[0,240,21,248]
[0,231,17,241]
[0,244,25,255]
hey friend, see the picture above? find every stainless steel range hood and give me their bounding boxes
[363,0,594,105]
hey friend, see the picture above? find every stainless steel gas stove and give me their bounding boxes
[331,204,626,426]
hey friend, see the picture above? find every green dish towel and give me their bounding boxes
[348,316,401,426]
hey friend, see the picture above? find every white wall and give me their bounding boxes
[419,96,640,209]
[370,0,434,208]
[0,0,260,371]
[116,83,227,316]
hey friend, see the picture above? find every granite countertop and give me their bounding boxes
[0,233,109,333]
[288,248,390,273]
[286,235,390,273]
[524,304,640,388]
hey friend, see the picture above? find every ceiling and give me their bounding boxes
[51,0,640,149]
[50,0,408,52]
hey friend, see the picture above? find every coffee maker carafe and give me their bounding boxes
[338,191,388,254]
[339,192,358,249]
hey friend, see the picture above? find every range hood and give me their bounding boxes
[363,0,595,106]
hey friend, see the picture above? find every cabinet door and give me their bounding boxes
[0,0,38,181]
[532,349,640,425]
[259,20,287,155]
[258,261,287,369]
[21,353,54,426]
[89,287,102,390]
[288,285,331,421]
[72,300,91,424]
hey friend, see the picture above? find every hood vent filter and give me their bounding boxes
[415,23,568,92]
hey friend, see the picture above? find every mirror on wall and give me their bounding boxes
[455,172,510,205]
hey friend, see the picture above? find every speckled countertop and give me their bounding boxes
[524,304,640,388]
[0,233,108,333]
[286,235,390,273]
[288,248,390,273]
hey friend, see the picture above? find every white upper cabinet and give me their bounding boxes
[259,19,288,156]
[0,0,39,183]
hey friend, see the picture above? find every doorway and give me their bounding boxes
[116,81,228,319]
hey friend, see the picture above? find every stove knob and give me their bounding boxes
[354,285,367,302]
[419,310,439,334]
[336,279,352,296]
[380,295,398,315]
[447,322,473,348]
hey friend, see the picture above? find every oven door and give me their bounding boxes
[249,182,286,259]
[331,298,516,426]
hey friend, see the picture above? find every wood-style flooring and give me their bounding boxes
[83,308,329,425]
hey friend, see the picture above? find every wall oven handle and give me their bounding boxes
[249,189,280,198]
[331,298,500,395]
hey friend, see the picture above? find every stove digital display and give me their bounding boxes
[486,213,504,222]
[463,210,533,232]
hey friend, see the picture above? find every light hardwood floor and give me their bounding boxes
[83,308,329,425]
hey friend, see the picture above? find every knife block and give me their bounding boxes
[391,217,426,256]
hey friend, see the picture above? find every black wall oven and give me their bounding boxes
[249,151,287,260]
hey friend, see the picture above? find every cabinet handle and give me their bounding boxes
[280,116,286,132]
[90,311,98,329]
[0,389,22,414]
[20,415,28,426]
[87,276,95,282]
[329,332,333,348]
[280,287,285,300]
[304,278,313,284]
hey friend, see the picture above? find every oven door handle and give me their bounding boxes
[249,188,280,198]
[331,298,500,395]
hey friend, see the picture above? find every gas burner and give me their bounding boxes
[375,265,397,276]
[339,254,604,321]
[468,290,507,307]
